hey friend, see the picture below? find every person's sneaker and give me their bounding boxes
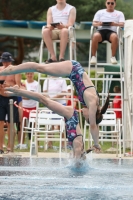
[21,144,28,149]
[90,56,97,64]
[39,145,44,149]
[14,144,20,149]
[48,145,53,149]
[53,146,59,151]
[111,57,118,64]
[0,149,4,154]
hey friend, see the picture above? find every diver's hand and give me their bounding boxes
[4,91,15,97]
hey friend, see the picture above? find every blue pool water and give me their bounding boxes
[0,156,133,200]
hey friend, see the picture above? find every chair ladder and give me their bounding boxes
[87,26,124,156]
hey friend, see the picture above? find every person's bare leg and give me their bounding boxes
[109,33,118,57]
[0,61,72,76]
[18,125,21,144]
[48,132,53,148]
[59,29,68,60]
[42,29,57,61]
[3,133,6,148]
[18,102,23,143]
[7,123,16,150]
[92,32,102,56]
[0,121,4,150]
[61,132,65,148]
[7,123,10,150]
[3,122,7,148]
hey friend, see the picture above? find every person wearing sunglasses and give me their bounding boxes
[90,0,125,65]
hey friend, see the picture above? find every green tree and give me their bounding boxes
[0,0,54,20]
[0,0,132,22]
[0,0,132,64]
[0,0,53,63]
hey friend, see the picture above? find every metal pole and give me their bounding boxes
[9,99,14,152]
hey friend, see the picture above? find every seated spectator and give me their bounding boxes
[66,85,78,109]
[43,76,67,148]
[90,0,125,65]
[42,0,76,63]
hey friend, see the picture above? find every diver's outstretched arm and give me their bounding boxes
[0,61,72,76]
[0,62,37,75]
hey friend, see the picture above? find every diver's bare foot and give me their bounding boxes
[93,144,101,153]
[86,144,101,154]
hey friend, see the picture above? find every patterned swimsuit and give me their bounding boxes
[64,110,82,147]
[67,60,86,105]
[67,60,100,105]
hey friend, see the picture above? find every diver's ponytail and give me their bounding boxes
[100,92,110,114]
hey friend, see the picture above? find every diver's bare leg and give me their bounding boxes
[5,86,72,118]
[0,61,72,76]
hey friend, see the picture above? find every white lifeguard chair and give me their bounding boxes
[87,25,124,155]
[39,26,77,63]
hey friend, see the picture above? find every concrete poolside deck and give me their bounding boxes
[1,152,133,159]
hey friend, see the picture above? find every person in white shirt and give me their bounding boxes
[22,73,38,116]
[42,0,76,63]
[22,72,38,143]
[43,76,67,105]
[90,0,125,65]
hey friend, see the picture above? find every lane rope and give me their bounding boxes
[14,101,82,113]
[14,101,30,113]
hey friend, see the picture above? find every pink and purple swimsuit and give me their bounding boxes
[67,60,100,106]
[64,110,82,148]
[65,60,100,148]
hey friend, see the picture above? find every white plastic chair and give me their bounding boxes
[29,109,52,155]
[88,26,124,155]
[20,110,37,150]
[33,110,66,157]
[83,110,121,157]
[39,26,77,63]
[88,26,124,92]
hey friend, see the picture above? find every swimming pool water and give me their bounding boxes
[0,156,133,200]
